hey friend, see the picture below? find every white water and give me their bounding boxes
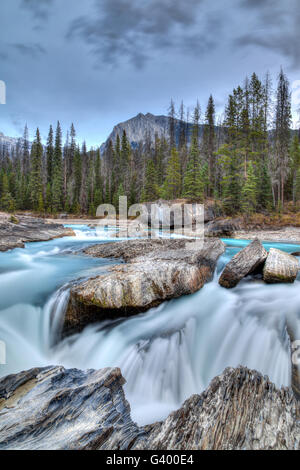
[0,226,299,425]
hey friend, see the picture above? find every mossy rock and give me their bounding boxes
[9,215,19,224]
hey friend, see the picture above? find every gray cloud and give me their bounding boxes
[67,0,216,68]
[10,43,46,58]
[21,0,54,21]
[236,0,300,68]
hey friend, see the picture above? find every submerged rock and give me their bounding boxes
[219,238,268,288]
[0,366,298,450]
[263,248,299,284]
[136,367,300,450]
[0,366,145,450]
[65,238,225,335]
[0,213,74,251]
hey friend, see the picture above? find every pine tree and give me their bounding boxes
[218,145,242,215]
[0,173,15,212]
[144,159,159,201]
[203,95,216,195]
[290,135,300,204]
[258,161,273,211]
[163,148,181,200]
[52,121,63,212]
[46,125,54,185]
[274,68,292,208]
[121,130,130,190]
[30,128,44,211]
[80,142,88,213]
[242,162,257,214]
[183,103,204,200]
[168,99,176,150]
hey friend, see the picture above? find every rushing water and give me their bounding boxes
[0,225,299,425]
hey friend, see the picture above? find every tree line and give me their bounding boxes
[0,68,299,216]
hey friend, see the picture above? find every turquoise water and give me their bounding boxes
[0,226,299,425]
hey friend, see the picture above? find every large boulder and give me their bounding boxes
[136,367,300,450]
[65,238,225,335]
[84,238,191,262]
[0,366,145,450]
[143,200,216,228]
[263,248,299,284]
[205,218,243,238]
[219,238,268,288]
[0,366,299,450]
[0,213,74,251]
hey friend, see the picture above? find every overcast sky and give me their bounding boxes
[0,0,300,147]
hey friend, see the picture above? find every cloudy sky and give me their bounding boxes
[0,0,300,147]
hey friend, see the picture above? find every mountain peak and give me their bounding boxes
[101,112,171,152]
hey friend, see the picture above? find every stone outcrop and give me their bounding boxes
[65,238,225,335]
[287,326,300,402]
[205,218,243,238]
[219,238,268,288]
[84,238,190,262]
[0,366,145,450]
[0,366,299,450]
[136,367,300,450]
[263,248,299,283]
[0,213,74,251]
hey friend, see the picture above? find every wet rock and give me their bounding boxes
[0,366,298,450]
[263,248,299,284]
[65,238,225,335]
[219,238,268,288]
[84,238,191,262]
[0,213,74,251]
[136,367,300,451]
[286,325,300,402]
[0,366,145,450]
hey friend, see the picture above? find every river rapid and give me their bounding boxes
[0,225,299,425]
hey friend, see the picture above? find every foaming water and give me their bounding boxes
[0,229,299,425]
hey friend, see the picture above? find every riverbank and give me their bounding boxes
[0,213,75,252]
[233,227,300,243]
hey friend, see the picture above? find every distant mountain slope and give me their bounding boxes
[100,112,206,153]
[0,132,21,151]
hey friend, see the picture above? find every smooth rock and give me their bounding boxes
[84,238,191,262]
[0,366,145,450]
[65,238,225,335]
[263,248,299,284]
[219,238,268,288]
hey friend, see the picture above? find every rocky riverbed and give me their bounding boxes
[0,213,74,251]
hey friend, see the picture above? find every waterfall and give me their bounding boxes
[0,228,299,426]
[48,264,293,425]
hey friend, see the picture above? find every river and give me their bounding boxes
[0,225,299,425]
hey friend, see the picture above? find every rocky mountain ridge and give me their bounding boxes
[100,112,208,153]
